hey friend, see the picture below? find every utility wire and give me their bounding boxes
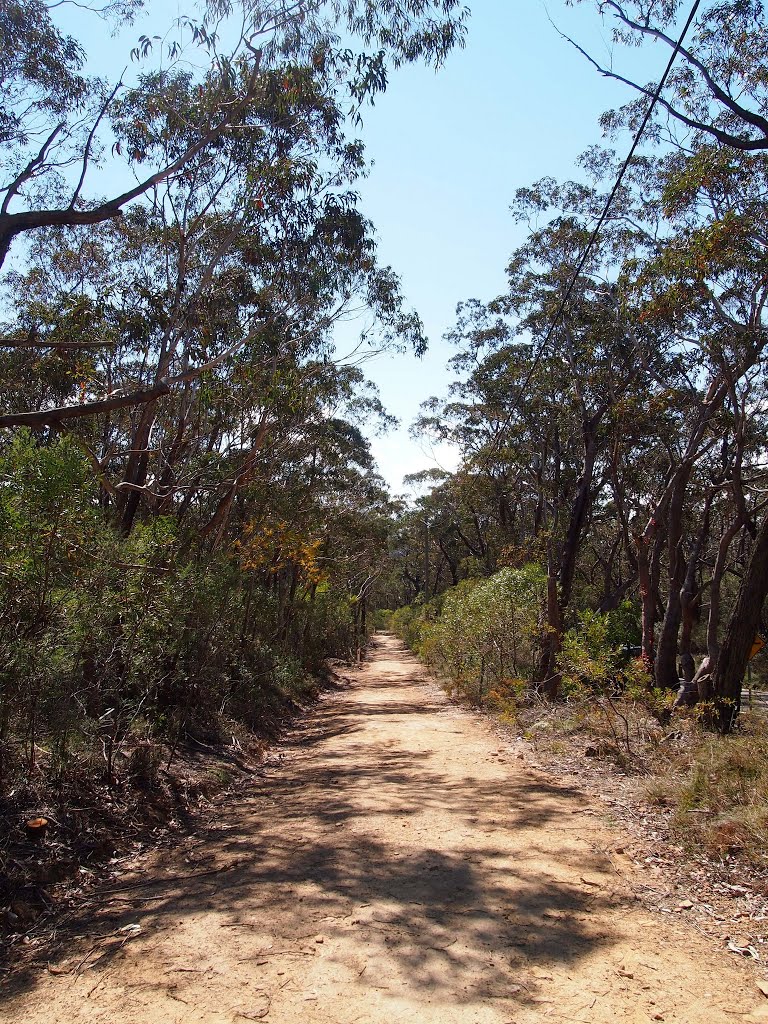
[483,0,702,463]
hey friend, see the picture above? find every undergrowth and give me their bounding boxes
[390,575,768,870]
[515,697,768,868]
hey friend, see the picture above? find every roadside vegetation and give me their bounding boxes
[5,0,768,962]
[382,4,768,873]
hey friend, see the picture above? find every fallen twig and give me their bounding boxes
[237,949,316,961]
[80,863,237,901]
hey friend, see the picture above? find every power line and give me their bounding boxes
[484,0,702,462]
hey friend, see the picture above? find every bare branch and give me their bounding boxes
[557,26,768,151]
[0,384,172,428]
[1,124,66,218]
[0,49,264,269]
[599,0,768,141]
[70,80,124,209]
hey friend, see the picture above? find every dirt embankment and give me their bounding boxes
[3,633,766,1024]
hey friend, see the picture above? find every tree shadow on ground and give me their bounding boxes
[4,641,626,1016]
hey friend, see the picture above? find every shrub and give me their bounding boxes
[559,606,649,697]
[0,432,365,797]
[394,564,547,706]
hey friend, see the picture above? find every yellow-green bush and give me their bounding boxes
[559,605,649,697]
[393,564,546,706]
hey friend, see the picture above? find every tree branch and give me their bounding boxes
[598,0,768,140]
[0,384,172,428]
[70,80,124,209]
[1,124,66,218]
[0,49,263,269]
[558,23,768,151]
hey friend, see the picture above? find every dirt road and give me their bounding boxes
[4,633,765,1023]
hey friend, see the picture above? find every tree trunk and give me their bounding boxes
[558,429,598,614]
[538,421,599,698]
[636,533,657,676]
[538,563,562,698]
[116,401,157,535]
[679,591,699,682]
[679,496,713,682]
[200,415,269,549]
[655,475,691,689]
[711,511,768,733]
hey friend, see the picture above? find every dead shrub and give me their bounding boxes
[127,741,162,789]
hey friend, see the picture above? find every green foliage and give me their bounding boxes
[559,604,649,696]
[393,564,547,706]
[0,433,367,791]
[389,595,441,651]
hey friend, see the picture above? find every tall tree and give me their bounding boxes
[0,0,467,269]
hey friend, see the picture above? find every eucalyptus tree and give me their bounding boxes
[2,156,418,537]
[559,2,768,704]
[0,0,468,539]
[417,201,651,693]
[613,142,768,689]
[229,358,397,655]
[568,0,768,152]
[1,0,467,273]
[512,135,768,693]
[0,0,466,490]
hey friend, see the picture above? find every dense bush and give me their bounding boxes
[559,604,648,696]
[392,568,654,714]
[0,432,365,793]
[393,564,547,706]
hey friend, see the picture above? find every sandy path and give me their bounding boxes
[4,633,764,1024]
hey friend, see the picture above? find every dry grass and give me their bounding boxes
[659,718,768,866]
[513,694,768,868]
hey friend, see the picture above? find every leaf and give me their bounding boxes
[118,923,142,937]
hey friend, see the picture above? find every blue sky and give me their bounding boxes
[57,0,662,493]
[345,2,658,493]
